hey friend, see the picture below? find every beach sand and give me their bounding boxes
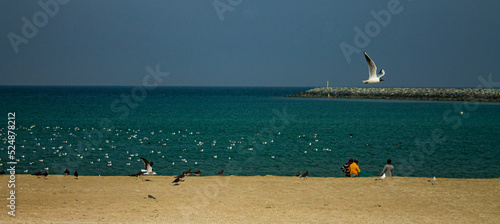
[1,175,499,223]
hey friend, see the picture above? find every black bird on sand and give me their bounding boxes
[129,171,144,177]
[193,170,202,176]
[295,172,302,177]
[300,171,309,178]
[176,173,185,179]
[0,170,5,175]
[172,176,181,184]
[64,168,70,176]
[217,169,224,175]
[32,170,43,176]
[74,170,79,179]
[182,169,193,175]
[43,171,48,177]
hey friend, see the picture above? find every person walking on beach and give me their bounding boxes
[379,159,394,177]
[340,158,353,177]
[349,159,360,177]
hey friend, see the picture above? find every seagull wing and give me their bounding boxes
[364,52,377,79]
[140,157,150,170]
[377,69,385,78]
[376,173,386,180]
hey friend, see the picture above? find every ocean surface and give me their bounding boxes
[0,86,499,178]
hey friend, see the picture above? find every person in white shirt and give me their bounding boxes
[379,159,394,177]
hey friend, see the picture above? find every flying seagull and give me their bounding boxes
[428,176,436,185]
[363,52,385,84]
[140,157,157,175]
[375,173,386,181]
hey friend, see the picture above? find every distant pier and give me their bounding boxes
[288,87,500,102]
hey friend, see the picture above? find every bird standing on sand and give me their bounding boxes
[74,170,79,179]
[362,52,385,84]
[295,172,302,177]
[64,168,70,176]
[428,176,436,185]
[193,170,202,176]
[172,176,181,184]
[217,169,224,175]
[176,173,185,180]
[300,171,309,178]
[0,170,5,175]
[375,173,386,181]
[43,171,48,178]
[140,157,157,175]
[32,170,43,176]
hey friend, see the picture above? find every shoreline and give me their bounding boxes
[288,87,500,102]
[2,175,499,223]
[6,174,500,179]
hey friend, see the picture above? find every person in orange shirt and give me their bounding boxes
[349,159,360,177]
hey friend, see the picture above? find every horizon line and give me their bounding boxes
[0,85,497,89]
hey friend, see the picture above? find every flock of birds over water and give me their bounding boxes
[0,120,423,181]
[1,122,389,177]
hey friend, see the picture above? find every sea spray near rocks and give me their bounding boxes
[288,87,500,102]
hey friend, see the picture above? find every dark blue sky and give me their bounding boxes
[1,0,498,87]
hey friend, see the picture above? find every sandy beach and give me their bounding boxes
[1,175,499,223]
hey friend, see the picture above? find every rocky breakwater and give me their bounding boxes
[288,87,500,102]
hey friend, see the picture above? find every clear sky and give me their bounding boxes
[0,0,498,87]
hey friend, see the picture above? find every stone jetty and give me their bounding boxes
[288,87,500,102]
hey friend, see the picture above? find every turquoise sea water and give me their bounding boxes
[0,86,499,178]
